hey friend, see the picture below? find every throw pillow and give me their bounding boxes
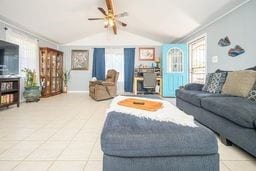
[206,72,227,94]
[248,86,256,102]
[222,70,256,97]
[202,73,213,92]
[215,69,232,73]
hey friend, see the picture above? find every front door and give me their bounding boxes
[162,44,188,97]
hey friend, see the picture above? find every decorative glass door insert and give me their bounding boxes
[168,48,183,73]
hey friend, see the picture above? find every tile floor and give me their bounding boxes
[0,93,254,171]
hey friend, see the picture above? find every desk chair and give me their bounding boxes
[143,72,156,94]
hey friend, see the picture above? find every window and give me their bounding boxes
[188,35,207,83]
[105,48,124,94]
[168,48,183,72]
[6,29,39,100]
[6,29,39,74]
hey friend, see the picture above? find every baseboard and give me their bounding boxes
[67,91,89,93]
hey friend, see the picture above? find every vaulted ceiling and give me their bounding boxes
[0,0,247,44]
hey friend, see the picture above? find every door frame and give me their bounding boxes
[187,33,208,83]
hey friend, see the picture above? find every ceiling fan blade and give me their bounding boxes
[106,0,114,12]
[116,20,127,27]
[98,7,107,16]
[115,12,128,18]
[88,18,105,20]
[112,22,117,35]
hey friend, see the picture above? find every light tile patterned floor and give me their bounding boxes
[0,93,254,171]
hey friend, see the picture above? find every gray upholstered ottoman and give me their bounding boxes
[101,111,219,171]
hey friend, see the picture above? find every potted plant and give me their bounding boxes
[22,68,41,102]
[62,70,71,93]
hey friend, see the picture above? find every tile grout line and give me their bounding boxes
[10,141,47,171]
[0,114,59,171]
[9,106,85,171]
[221,161,233,171]
[0,141,22,156]
[46,105,99,171]
[82,137,99,171]
[83,105,107,171]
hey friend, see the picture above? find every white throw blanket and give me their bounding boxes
[106,96,198,127]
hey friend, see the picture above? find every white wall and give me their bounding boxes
[60,46,93,92]
[65,31,162,47]
[180,0,256,73]
[60,46,161,92]
[60,31,163,92]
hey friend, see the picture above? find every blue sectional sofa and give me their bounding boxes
[176,83,256,157]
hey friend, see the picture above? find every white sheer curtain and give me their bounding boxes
[6,29,39,100]
[105,48,124,94]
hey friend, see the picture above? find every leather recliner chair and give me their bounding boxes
[89,69,119,101]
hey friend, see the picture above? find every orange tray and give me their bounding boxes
[117,98,163,112]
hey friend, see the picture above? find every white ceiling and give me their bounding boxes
[64,30,162,46]
[0,0,248,44]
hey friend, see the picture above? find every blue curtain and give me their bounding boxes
[124,48,135,92]
[92,48,105,80]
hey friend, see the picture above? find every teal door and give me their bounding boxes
[162,44,188,97]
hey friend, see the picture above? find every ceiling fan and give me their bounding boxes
[88,0,128,35]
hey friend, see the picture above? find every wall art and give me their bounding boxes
[71,50,89,70]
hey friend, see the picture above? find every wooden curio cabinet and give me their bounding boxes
[39,48,63,97]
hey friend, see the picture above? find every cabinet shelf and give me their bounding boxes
[0,102,17,107]
[0,78,20,109]
[1,89,19,94]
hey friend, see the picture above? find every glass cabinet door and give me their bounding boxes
[39,48,63,97]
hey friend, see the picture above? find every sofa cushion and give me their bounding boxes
[101,112,218,157]
[176,89,215,107]
[184,83,204,91]
[222,70,256,97]
[201,96,256,128]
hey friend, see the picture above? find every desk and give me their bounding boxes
[133,76,162,96]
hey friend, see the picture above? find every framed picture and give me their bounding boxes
[139,48,155,61]
[71,50,89,70]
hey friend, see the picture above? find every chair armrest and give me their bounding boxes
[89,80,103,86]
[102,81,114,86]
[184,83,204,91]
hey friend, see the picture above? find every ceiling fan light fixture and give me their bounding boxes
[104,20,109,26]
[88,0,127,34]
[108,19,114,27]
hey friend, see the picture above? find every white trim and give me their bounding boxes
[0,18,59,46]
[176,0,251,43]
[67,91,89,93]
[205,34,208,74]
[187,33,207,45]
